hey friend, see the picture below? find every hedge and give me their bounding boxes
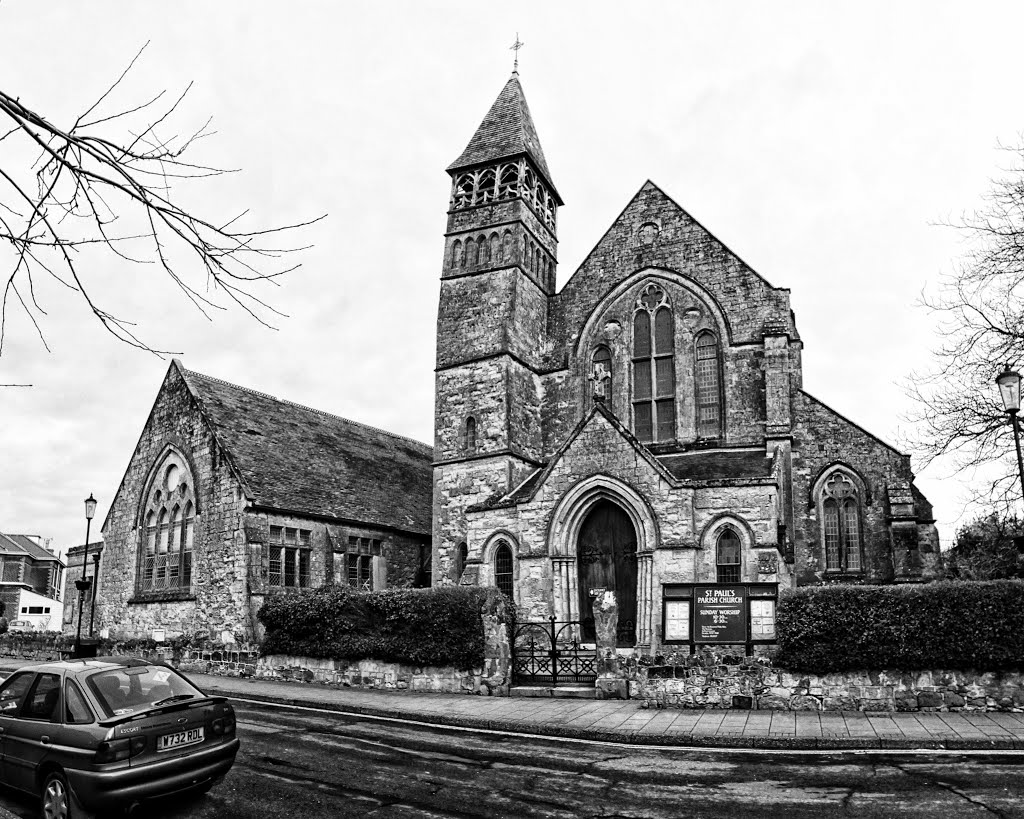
[775,580,1024,673]
[257,585,510,670]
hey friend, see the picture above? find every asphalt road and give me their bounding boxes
[1,699,1023,818]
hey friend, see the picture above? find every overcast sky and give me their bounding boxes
[3,1,1022,559]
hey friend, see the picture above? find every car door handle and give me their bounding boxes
[40,736,50,744]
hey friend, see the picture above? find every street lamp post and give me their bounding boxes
[73,493,97,659]
[996,366,1024,506]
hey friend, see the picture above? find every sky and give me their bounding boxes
[2,1,1022,558]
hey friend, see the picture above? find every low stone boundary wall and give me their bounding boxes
[631,651,1024,712]
[255,655,482,694]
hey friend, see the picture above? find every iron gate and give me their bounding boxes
[512,616,597,686]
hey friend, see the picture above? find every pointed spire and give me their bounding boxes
[447,74,560,201]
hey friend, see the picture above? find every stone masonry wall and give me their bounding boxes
[96,363,251,641]
[630,649,1024,713]
[549,182,795,369]
[791,391,920,585]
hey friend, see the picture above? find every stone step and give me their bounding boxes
[510,685,597,699]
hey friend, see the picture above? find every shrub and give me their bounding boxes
[775,580,1024,673]
[258,585,505,670]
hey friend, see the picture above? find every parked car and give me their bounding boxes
[7,620,35,633]
[0,656,239,817]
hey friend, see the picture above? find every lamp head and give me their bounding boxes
[84,493,97,521]
[996,367,1022,414]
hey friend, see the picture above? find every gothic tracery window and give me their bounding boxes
[138,453,195,593]
[820,472,863,573]
[632,284,675,442]
[695,331,723,438]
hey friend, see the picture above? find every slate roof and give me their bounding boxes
[447,73,560,199]
[0,533,62,562]
[656,449,775,483]
[178,365,434,537]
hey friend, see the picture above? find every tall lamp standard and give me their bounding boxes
[73,493,98,658]
[996,366,1024,505]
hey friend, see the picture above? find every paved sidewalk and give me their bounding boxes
[4,658,1024,751]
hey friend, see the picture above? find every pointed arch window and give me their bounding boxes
[716,529,741,583]
[695,331,723,439]
[455,541,468,581]
[820,472,863,573]
[632,284,675,442]
[138,452,196,593]
[476,168,496,204]
[464,416,477,453]
[494,541,514,599]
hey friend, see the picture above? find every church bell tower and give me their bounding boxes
[432,71,562,585]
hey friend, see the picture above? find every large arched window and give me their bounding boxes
[494,541,514,599]
[820,472,863,573]
[632,284,675,442]
[695,331,723,439]
[716,529,741,583]
[592,345,612,409]
[138,451,196,593]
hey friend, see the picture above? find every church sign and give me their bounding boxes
[694,585,746,643]
[661,583,778,653]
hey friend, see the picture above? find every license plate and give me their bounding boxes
[158,727,204,752]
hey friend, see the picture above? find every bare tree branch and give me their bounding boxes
[904,141,1024,512]
[0,45,324,356]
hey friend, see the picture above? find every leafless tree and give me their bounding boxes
[944,511,1024,581]
[0,44,321,356]
[906,141,1024,509]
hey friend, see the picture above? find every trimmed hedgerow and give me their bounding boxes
[257,585,509,670]
[775,580,1024,673]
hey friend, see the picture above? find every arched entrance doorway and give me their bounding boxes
[577,499,637,646]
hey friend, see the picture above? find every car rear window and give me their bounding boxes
[86,666,203,718]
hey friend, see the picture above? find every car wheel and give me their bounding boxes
[40,771,94,819]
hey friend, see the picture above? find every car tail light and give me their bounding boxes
[94,737,147,763]
[211,714,235,736]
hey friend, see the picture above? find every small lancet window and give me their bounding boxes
[455,541,468,581]
[466,237,478,268]
[716,529,741,583]
[478,233,490,266]
[494,541,514,599]
[695,331,723,438]
[464,416,477,453]
[451,239,463,269]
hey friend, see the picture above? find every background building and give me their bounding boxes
[0,533,65,631]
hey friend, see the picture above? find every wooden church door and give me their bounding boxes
[577,500,638,646]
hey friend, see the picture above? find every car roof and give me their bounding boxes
[13,656,168,676]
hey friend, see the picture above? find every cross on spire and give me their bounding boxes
[510,33,524,73]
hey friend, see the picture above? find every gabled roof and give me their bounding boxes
[447,73,560,199]
[0,533,62,563]
[176,363,433,537]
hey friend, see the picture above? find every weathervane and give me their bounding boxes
[510,33,524,72]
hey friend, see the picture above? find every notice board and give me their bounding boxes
[693,585,747,643]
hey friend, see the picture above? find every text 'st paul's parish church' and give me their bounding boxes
[83,70,940,646]
[431,70,940,646]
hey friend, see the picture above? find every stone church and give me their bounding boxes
[88,361,433,641]
[85,71,940,648]
[432,72,941,648]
